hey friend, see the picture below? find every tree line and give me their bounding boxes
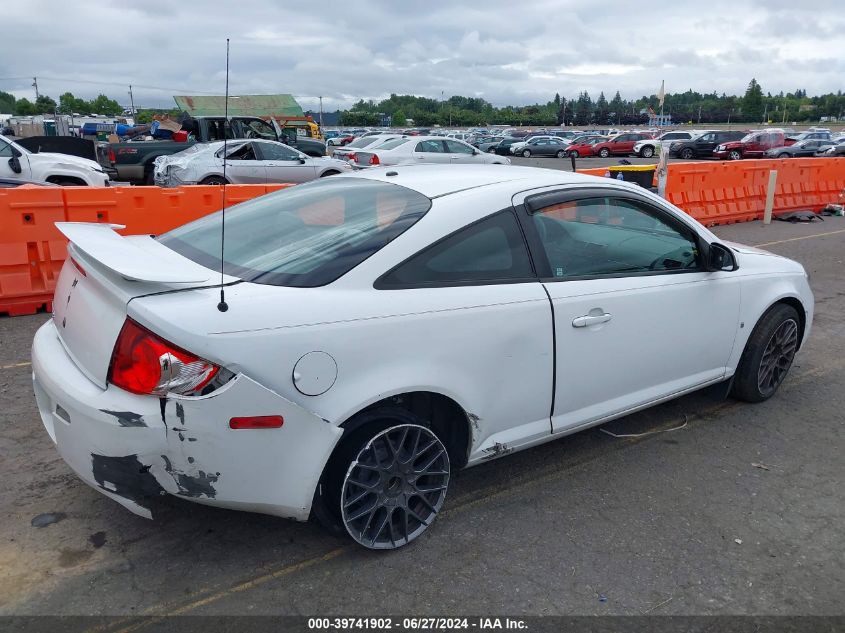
[0,91,123,116]
[341,80,845,127]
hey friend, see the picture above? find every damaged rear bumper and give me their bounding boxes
[31,320,342,521]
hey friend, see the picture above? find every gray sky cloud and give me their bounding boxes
[2,0,843,113]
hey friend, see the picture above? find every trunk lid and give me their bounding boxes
[53,223,232,388]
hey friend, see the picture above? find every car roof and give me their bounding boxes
[334,164,606,199]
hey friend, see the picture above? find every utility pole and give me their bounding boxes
[128,85,135,116]
[32,77,39,100]
[763,103,768,124]
[697,105,702,124]
[318,96,323,129]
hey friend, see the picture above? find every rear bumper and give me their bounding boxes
[32,320,342,521]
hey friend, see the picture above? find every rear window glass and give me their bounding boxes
[346,137,380,148]
[375,138,408,151]
[159,178,431,287]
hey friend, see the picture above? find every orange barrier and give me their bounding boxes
[1,184,292,316]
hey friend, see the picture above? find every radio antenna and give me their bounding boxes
[217,37,230,313]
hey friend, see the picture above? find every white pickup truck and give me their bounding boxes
[0,135,109,186]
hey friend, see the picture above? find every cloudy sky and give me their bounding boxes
[2,0,843,112]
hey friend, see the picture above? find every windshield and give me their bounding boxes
[1,137,30,155]
[159,178,431,287]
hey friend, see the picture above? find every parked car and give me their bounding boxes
[327,134,354,147]
[820,142,845,157]
[632,131,697,158]
[564,136,608,158]
[153,139,351,187]
[332,134,406,161]
[713,130,786,160]
[0,134,110,186]
[668,131,746,160]
[492,137,526,156]
[784,131,832,146]
[592,132,655,158]
[349,136,510,167]
[1,126,13,136]
[509,135,556,154]
[513,136,570,158]
[764,139,835,158]
[476,137,506,153]
[33,165,813,550]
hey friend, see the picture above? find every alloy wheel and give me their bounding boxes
[341,424,450,549]
[756,319,798,397]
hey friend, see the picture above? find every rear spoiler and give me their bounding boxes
[55,222,215,283]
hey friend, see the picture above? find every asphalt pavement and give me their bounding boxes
[1,201,843,622]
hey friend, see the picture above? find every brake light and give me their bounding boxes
[369,154,380,166]
[108,147,116,164]
[347,152,357,163]
[108,319,220,396]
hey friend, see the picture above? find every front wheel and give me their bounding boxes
[200,175,227,185]
[556,150,566,158]
[680,148,695,160]
[487,146,496,153]
[728,149,742,160]
[777,153,790,158]
[732,304,800,402]
[598,148,610,158]
[569,150,579,158]
[320,170,340,177]
[640,146,654,158]
[521,149,531,157]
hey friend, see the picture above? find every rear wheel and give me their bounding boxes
[680,148,695,160]
[315,407,450,549]
[598,148,610,158]
[732,304,800,402]
[521,149,531,157]
[487,146,496,153]
[640,146,655,158]
[52,178,87,186]
[200,175,227,185]
[777,152,790,158]
[569,150,579,158]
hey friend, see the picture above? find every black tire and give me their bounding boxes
[53,179,86,187]
[521,149,531,157]
[312,407,450,549]
[728,149,742,161]
[680,148,695,160]
[777,153,790,158]
[487,146,496,153]
[200,176,227,185]
[640,146,654,158]
[556,150,566,158]
[598,148,610,158]
[731,304,801,403]
[143,165,155,185]
[320,170,340,177]
[569,150,579,158]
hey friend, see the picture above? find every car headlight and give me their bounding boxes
[716,145,725,151]
[88,166,104,173]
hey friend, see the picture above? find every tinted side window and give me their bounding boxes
[530,196,701,278]
[379,211,534,287]
[444,140,474,154]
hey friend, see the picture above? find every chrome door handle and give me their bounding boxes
[572,312,612,328]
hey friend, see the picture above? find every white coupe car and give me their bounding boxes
[32,165,812,549]
[349,136,511,167]
[153,139,351,187]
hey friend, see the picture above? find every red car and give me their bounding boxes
[564,137,607,158]
[591,132,655,157]
[713,130,785,160]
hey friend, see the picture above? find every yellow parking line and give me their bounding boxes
[0,361,31,371]
[754,228,845,248]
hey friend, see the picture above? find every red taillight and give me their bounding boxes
[229,415,284,430]
[369,154,380,166]
[108,147,116,163]
[347,152,357,163]
[108,319,220,396]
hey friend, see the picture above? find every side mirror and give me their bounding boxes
[298,157,306,164]
[472,149,480,155]
[8,156,21,174]
[707,242,738,272]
